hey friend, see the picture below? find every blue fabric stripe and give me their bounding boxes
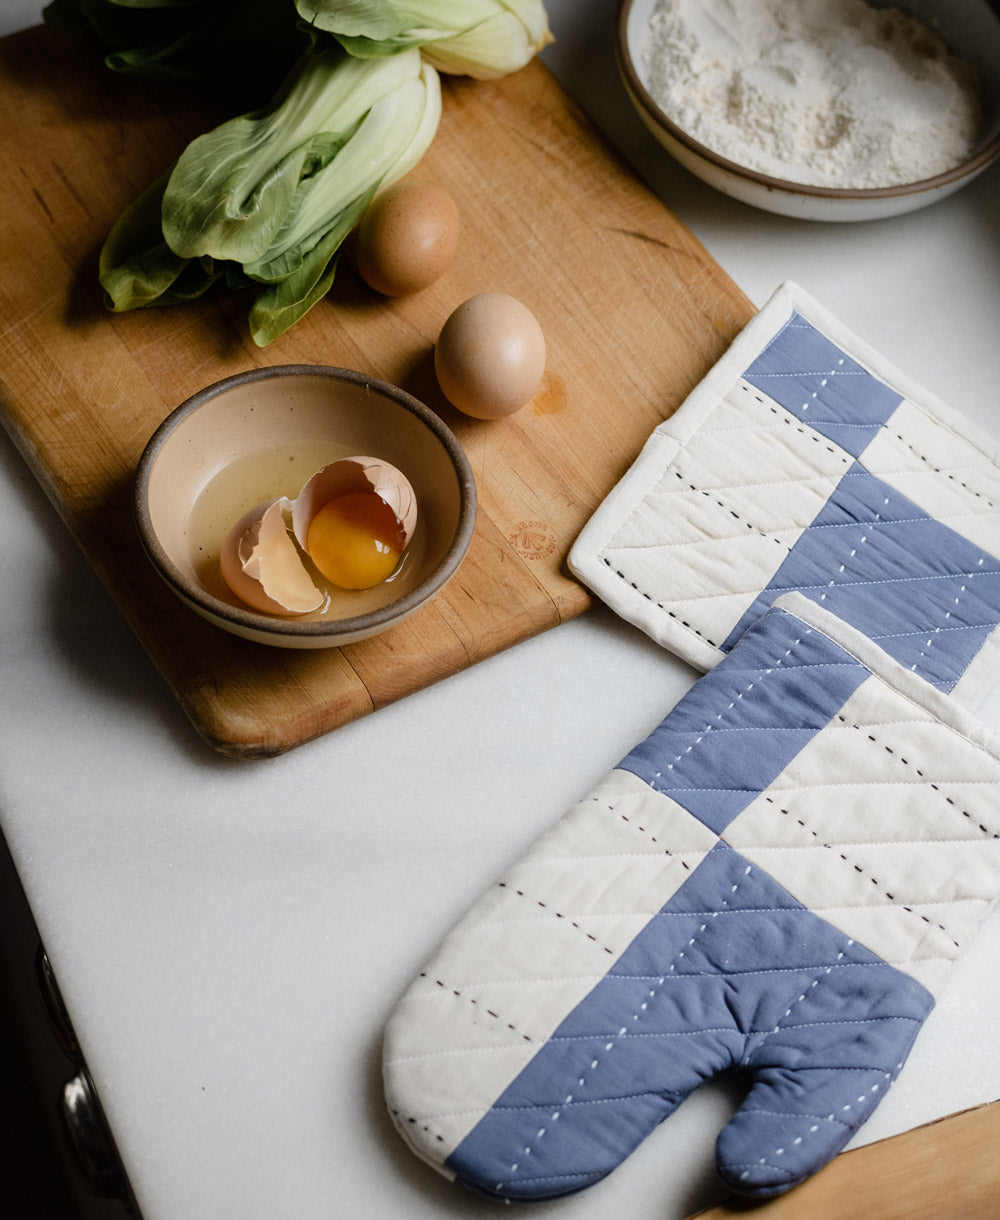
[620,606,867,835]
[742,313,902,457]
[721,465,1000,691]
[445,843,933,1201]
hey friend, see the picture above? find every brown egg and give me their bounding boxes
[434,293,547,420]
[355,180,460,297]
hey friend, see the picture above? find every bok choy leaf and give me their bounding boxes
[98,39,441,344]
[296,0,554,79]
[245,56,441,345]
[99,172,224,312]
[43,0,306,89]
[84,1,552,345]
[161,43,432,264]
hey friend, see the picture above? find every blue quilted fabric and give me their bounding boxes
[721,461,1000,690]
[390,289,1000,1207]
[387,600,995,1200]
[445,841,931,1200]
[568,287,1000,705]
[742,311,901,457]
[626,605,867,833]
[731,313,1000,693]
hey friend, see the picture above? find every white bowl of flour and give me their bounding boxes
[618,0,1000,220]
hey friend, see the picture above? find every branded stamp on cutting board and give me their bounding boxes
[0,24,751,758]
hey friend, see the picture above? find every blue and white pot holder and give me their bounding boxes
[382,284,1000,1202]
[569,282,1000,710]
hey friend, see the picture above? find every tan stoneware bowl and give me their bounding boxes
[135,365,477,649]
[618,0,1000,221]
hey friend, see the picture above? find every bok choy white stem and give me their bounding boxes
[297,0,554,79]
[162,43,434,264]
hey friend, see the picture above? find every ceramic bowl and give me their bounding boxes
[617,0,1000,221]
[135,365,476,649]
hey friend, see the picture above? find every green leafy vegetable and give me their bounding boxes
[99,172,224,311]
[63,0,553,344]
[43,0,306,88]
[161,43,433,263]
[98,38,441,343]
[295,0,554,78]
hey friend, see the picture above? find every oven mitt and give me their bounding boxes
[383,591,1000,1202]
[569,282,1000,712]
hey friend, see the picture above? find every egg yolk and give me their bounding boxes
[305,491,407,590]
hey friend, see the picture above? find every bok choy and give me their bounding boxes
[66,0,552,345]
[100,38,441,344]
[296,1,554,79]
[42,0,307,89]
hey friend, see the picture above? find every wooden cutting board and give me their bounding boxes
[689,1101,1000,1219]
[0,23,753,758]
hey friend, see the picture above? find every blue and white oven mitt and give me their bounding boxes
[569,282,1000,712]
[383,592,1000,1201]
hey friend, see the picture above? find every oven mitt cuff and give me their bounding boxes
[383,591,1000,1202]
[569,282,1000,713]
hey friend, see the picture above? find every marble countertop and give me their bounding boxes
[2,3,1000,1218]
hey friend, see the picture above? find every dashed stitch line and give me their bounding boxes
[887,427,1000,513]
[782,567,995,594]
[744,1103,848,1127]
[817,490,888,606]
[750,939,854,1057]
[418,973,534,1042]
[593,794,693,871]
[908,556,985,675]
[649,631,811,791]
[612,959,895,982]
[670,468,794,553]
[738,381,861,448]
[745,1069,899,1182]
[745,362,864,387]
[496,882,617,956]
[390,1108,447,1145]
[763,795,960,947]
[503,866,751,1188]
[546,1013,921,1046]
[737,938,901,1182]
[733,1159,797,1182]
[798,511,986,534]
[836,714,1000,840]
[866,621,999,643]
[597,554,720,648]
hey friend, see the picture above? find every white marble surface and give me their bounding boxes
[2,3,1000,1218]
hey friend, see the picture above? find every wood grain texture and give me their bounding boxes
[0,24,753,757]
[688,1101,1000,1220]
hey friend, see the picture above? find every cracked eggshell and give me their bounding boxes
[219,458,418,617]
[220,499,325,616]
[290,456,418,551]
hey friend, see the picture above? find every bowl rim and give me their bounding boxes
[616,0,1000,201]
[134,363,477,641]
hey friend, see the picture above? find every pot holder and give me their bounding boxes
[383,592,1000,1201]
[569,282,1000,712]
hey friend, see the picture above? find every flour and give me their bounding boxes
[644,0,982,188]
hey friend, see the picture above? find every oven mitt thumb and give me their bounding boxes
[383,592,1000,1202]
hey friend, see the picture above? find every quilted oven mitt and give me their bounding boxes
[383,592,1000,1201]
[569,282,1000,713]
